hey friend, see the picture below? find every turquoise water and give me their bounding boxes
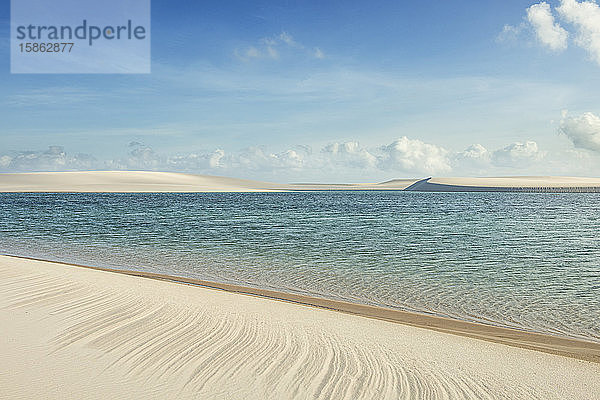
[1,192,599,341]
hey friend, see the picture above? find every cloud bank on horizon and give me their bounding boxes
[0,130,597,181]
[2,0,600,181]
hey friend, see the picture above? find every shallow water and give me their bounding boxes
[1,192,598,341]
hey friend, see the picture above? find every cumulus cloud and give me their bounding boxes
[164,150,227,171]
[459,144,491,163]
[321,141,378,169]
[453,144,492,172]
[527,2,569,51]
[236,146,306,170]
[453,142,547,171]
[125,142,161,169]
[559,111,600,152]
[491,141,545,167]
[379,137,451,174]
[556,0,600,64]
[208,149,226,168]
[509,1,600,65]
[104,142,230,172]
[0,146,96,172]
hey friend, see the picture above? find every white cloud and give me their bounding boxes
[0,146,96,172]
[233,146,306,171]
[452,141,547,172]
[557,0,600,64]
[527,2,569,51]
[279,32,296,46]
[321,141,378,169]
[460,144,491,162]
[102,143,231,172]
[504,1,600,65]
[208,149,226,168]
[123,142,161,169]
[0,155,12,167]
[559,111,600,151]
[491,141,545,167]
[454,144,492,170]
[497,24,525,43]
[235,31,324,62]
[167,150,227,171]
[379,137,451,174]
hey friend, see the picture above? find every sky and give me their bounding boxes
[1,0,600,182]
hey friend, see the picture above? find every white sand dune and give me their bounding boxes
[1,256,598,399]
[429,176,600,188]
[0,171,418,192]
[0,171,282,192]
[2,171,600,192]
[403,176,600,192]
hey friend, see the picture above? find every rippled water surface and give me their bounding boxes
[1,192,599,341]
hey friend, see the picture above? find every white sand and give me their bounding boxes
[0,171,418,192]
[0,171,282,192]
[1,256,598,399]
[2,171,600,192]
[428,176,600,188]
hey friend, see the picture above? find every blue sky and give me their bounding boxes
[1,0,600,181]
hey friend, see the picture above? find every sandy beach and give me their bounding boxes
[1,255,598,399]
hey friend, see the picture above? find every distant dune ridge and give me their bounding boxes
[404,177,600,192]
[0,171,414,192]
[1,171,600,192]
[0,171,281,192]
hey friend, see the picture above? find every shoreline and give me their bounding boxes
[4,254,599,364]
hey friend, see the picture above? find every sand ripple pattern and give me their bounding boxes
[0,263,570,399]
